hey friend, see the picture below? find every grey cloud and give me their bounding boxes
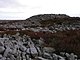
[0,0,23,8]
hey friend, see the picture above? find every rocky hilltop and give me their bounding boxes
[0,14,80,29]
[0,14,80,60]
[27,14,70,21]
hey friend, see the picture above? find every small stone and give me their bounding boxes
[19,44,26,52]
[0,54,2,59]
[35,57,48,60]
[1,57,6,60]
[0,42,4,46]
[0,46,5,53]
[22,52,26,60]
[36,47,42,56]
[43,52,52,59]
[3,47,12,57]
[9,55,16,60]
[53,54,58,60]
[6,58,11,60]
[43,47,55,53]
[58,56,65,60]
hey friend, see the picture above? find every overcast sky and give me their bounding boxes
[0,0,80,20]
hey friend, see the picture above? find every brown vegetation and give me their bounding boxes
[0,29,80,57]
[44,30,80,57]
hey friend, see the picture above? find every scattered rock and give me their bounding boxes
[43,47,55,53]
[0,34,79,60]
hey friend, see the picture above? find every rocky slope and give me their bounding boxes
[0,33,79,60]
[0,14,80,60]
